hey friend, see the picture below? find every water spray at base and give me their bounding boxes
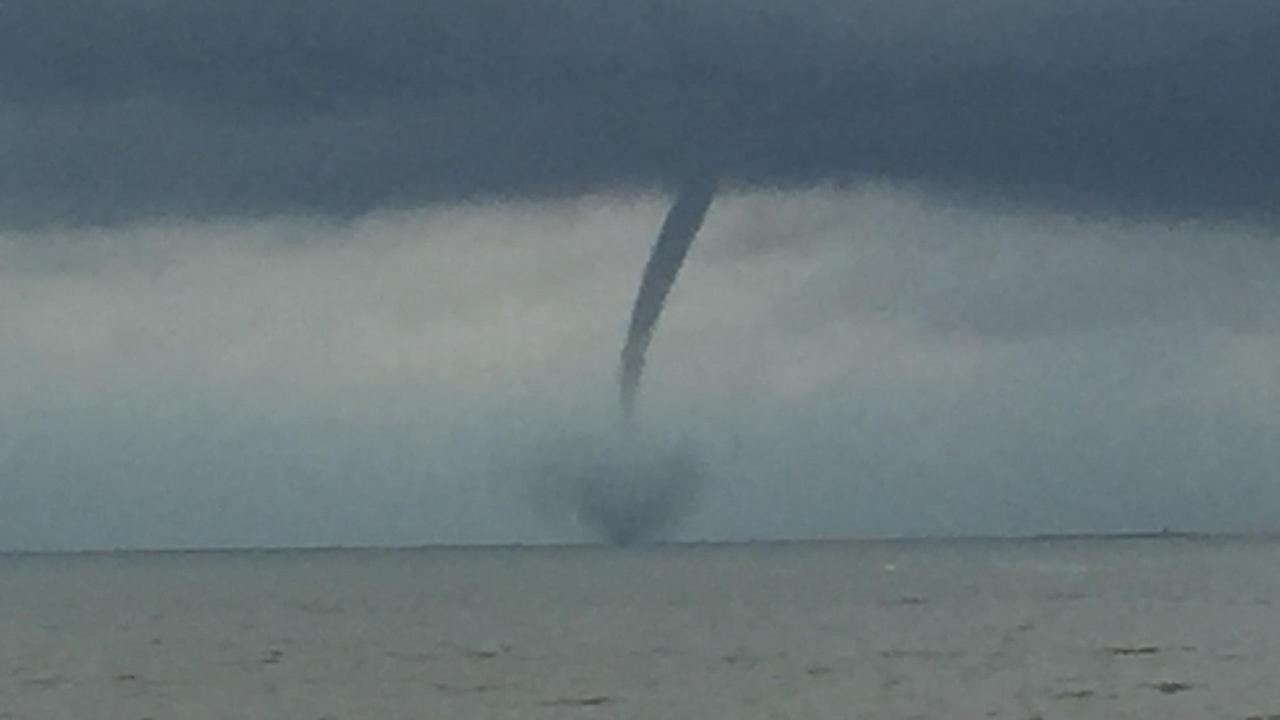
[567,178,718,545]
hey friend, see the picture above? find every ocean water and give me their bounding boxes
[1,537,1277,719]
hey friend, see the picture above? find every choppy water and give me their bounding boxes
[2,537,1278,719]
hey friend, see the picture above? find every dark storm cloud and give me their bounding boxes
[2,0,1277,229]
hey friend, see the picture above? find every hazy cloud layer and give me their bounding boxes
[3,0,1278,228]
[2,187,1276,550]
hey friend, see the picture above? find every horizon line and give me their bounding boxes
[4,528,1276,559]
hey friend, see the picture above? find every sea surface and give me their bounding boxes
[2,537,1278,719]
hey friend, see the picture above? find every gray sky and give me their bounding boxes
[1,1,1277,550]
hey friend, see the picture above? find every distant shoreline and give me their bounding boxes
[3,528,1276,558]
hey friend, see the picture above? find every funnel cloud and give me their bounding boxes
[620,177,718,418]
